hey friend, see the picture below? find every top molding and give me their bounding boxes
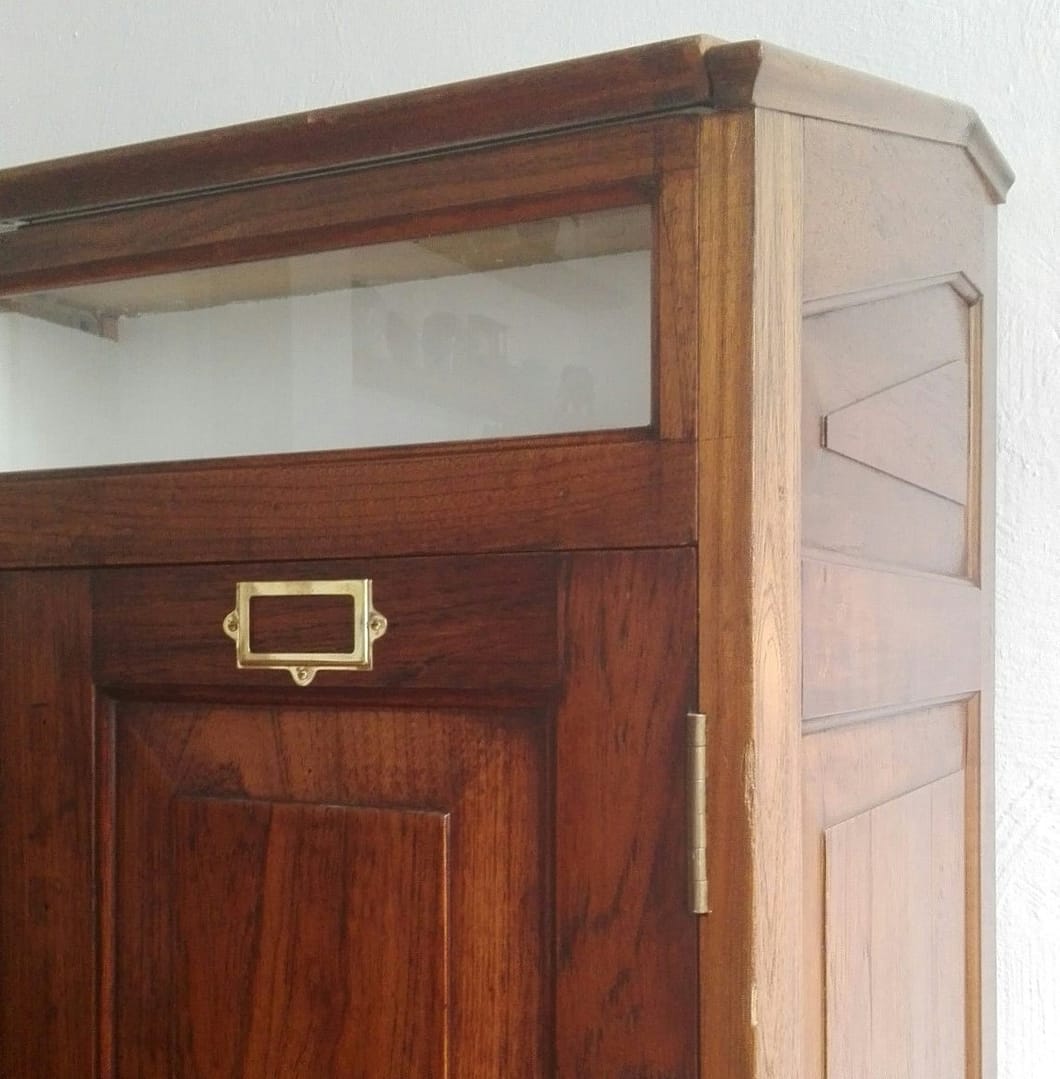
[706,41,1012,202]
[0,36,1012,223]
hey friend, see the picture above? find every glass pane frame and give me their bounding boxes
[0,116,702,570]
[0,203,654,473]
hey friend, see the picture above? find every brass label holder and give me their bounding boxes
[222,579,388,686]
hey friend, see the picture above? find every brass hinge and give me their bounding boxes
[687,712,709,914]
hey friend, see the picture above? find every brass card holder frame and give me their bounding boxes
[222,579,388,686]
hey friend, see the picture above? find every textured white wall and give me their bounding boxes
[1,2,1056,1075]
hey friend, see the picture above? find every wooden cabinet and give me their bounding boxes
[0,36,1009,1078]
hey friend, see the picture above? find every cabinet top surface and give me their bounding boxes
[0,36,1011,221]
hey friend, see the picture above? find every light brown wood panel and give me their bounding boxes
[801,701,969,1079]
[803,456,968,577]
[803,558,981,720]
[803,281,974,576]
[803,120,990,300]
[825,772,966,1078]
[0,571,97,1077]
[703,41,1012,203]
[804,702,967,818]
[112,702,547,1077]
[697,108,803,1079]
[824,359,968,503]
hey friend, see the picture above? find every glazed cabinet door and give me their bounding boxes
[0,547,698,1078]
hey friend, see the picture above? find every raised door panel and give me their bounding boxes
[113,701,543,1078]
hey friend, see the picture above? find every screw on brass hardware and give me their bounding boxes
[222,580,384,684]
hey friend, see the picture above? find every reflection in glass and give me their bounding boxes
[0,206,652,472]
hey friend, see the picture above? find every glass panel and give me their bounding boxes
[0,205,651,472]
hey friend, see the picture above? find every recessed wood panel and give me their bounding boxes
[113,701,547,1077]
[803,557,981,719]
[803,282,974,577]
[171,798,447,1077]
[824,772,966,1078]
[801,701,970,1079]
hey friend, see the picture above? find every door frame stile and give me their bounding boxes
[696,107,804,1079]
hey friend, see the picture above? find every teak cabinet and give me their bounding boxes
[0,36,1010,1079]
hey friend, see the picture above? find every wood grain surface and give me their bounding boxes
[0,571,97,1077]
[801,702,969,1079]
[0,43,1007,1078]
[113,700,547,1077]
[94,553,560,692]
[0,438,695,569]
[0,37,717,221]
[705,41,1011,202]
[0,35,1010,223]
[0,118,697,293]
[697,108,804,1079]
[554,549,698,1078]
[803,121,991,301]
[803,281,974,577]
[802,557,982,720]
[824,773,966,1078]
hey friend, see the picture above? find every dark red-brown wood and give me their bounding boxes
[0,37,715,221]
[0,438,695,569]
[556,548,699,1077]
[0,572,97,1078]
[113,698,548,1076]
[0,35,1007,1079]
[93,553,561,693]
[0,118,698,294]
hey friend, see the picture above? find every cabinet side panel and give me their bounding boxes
[803,119,989,300]
[800,120,996,1079]
[974,206,998,1079]
[0,571,97,1077]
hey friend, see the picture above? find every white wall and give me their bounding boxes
[2,2,1057,1074]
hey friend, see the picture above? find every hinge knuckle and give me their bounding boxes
[687,712,709,914]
